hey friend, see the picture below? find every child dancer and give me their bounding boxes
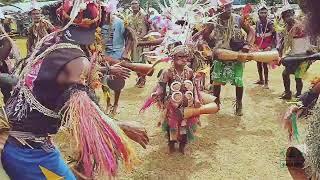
[141,45,218,154]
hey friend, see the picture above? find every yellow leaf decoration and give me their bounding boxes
[39,166,64,180]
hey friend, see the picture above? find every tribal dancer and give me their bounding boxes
[282,79,320,179]
[128,0,149,88]
[281,0,320,178]
[192,23,215,89]
[141,45,218,154]
[211,0,255,116]
[254,2,275,89]
[0,1,148,179]
[0,10,20,104]
[0,15,13,104]
[100,1,133,115]
[278,3,312,100]
[26,2,55,56]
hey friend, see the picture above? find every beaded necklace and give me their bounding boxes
[173,65,188,82]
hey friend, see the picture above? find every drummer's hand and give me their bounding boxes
[151,92,158,99]
[282,105,299,138]
[238,53,248,62]
[264,46,272,51]
[277,57,284,66]
[118,121,149,149]
[195,101,201,108]
[242,45,250,53]
[283,105,299,122]
[110,64,131,80]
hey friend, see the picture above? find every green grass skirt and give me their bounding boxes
[211,60,244,87]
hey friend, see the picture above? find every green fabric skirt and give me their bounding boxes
[294,62,311,79]
[211,60,244,87]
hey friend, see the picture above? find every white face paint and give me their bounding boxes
[64,30,75,42]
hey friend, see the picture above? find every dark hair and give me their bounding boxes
[258,7,268,12]
[28,8,41,16]
[43,2,62,26]
[281,9,295,18]
[99,7,107,27]
[175,20,188,26]
[304,0,320,36]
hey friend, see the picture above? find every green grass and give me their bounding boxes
[13,38,27,58]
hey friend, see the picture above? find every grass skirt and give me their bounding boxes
[211,60,244,87]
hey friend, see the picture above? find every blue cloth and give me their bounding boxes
[101,17,125,60]
[1,142,76,180]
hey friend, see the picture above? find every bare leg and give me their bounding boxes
[255,62,264,84]
[178,134,187,155]
[280,69,292,99]
[102,86,111,112]
[263,63,269,89]
[235,86,243,116]
[167,129,175,153]
[111,90,121,116]
[136,74,146,88]
[295,78,303,98]
[213,85,221,109]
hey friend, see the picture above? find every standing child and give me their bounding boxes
[141,45,218,154]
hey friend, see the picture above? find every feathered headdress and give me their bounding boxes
[0,9,4,20]
[57,0,101,29]
[279,0,294,15]
[102,0,119,14]
[217,0,234,7]
[210,0,218,11]
[29,0,41,12]
[158,0,213,25]
[143,0,228,65]
[257,0,268,11]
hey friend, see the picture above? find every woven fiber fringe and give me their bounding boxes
[306,103,320,177]
[60,91,137,177]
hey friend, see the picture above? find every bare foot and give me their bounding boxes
[169,142,175,154]
[104,103,112,114]
[135,77,146,88]
[254,80,264,85]
[179,143,186,155]
[109,104,120,116]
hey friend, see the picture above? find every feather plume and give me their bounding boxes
[103,0,119,14]
[140,96,157,113]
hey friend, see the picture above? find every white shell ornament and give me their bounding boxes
[170,81,182,92]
